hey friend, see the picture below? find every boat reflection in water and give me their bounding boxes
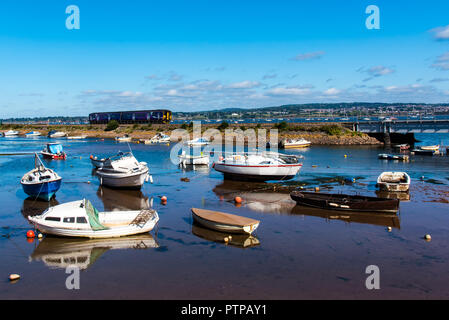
[192,224,260,248]
[375,190,411,201]
[212,181,400,229]
[21,197,60,220]
[30,234,159,270]
[290,205,400,229]
[96,186,150,211]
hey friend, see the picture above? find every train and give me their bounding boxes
[88,109,172,124]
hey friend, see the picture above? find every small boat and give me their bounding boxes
[25,131,41,137]
[115,134,132,142]
[47,130,67,138]
[213,152,302,181]
[2,130,19,137]
[280,138,311,149]
[419,145,440,151]
[41,143,67,160]
[378,154,409,161]
[191,208,260,234]
[377,172,410,192]
[393,144,410,150]
[67,135,87,140]
[185,137,210,147]
[28,199,159,238]
[95,152,152,189]
[290,191,400,213]
[21,153,62,201]
[178,151,210,166]
[146,133,171,144]
[411,148,438,156]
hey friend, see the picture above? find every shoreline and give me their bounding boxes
[0,122,383,145]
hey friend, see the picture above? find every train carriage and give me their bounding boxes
[89,110,172,124]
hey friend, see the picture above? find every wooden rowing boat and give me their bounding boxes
[191,208,260,234]
[290,191,399,213]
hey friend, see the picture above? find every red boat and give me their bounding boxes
[41,143,67,160]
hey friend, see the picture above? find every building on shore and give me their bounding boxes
[88,109,172,124]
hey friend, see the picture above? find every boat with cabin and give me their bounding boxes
[2,130,19,137]
[115,134,132,142]
[185,137,210,147]
[146,132,171,144]
[280,138,311,149]
[21,153,62,201]
[67,135,87,140]
[377,172,410,192]
[28,199,159,238]
[41,143,67,160]
[378,154,409,161]
[47,130,67,138]
[212,152,303,181]
[95,152,152,189]
[25,131,41,137]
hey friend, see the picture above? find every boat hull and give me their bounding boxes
[21,179,62,201]
[179,156,210,165]
[191,210,259,234]
[30,216,158,239]
[41,152,67,160]
[213,162,301,181]
[96,167,149,189]
[290,191,399,213]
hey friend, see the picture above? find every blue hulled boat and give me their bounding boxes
[21,154,62,201]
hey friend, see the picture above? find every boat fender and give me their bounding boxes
[149,175,154,184]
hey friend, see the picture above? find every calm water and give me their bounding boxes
[0,134,449,299]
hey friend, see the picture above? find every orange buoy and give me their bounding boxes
[90,155,93,159]
[26,230,35,238]
[161,196,167,205]
[234,196,242,204]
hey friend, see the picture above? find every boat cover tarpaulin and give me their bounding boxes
[85,200,109,231]
[48,144,63,154]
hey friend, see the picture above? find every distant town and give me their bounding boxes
[2,102,449,124]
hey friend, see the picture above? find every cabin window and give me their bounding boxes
[76,217,87,224]
[63,217,75,223]
[45,217,61,222]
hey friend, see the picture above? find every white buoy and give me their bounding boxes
[424,234,431,241]
[9,274,20,281]
[387,227,392,232]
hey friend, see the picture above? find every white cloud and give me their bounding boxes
[431,25,449,40]
[323,88,340,95]
[267,87,311,96]
[359,65,395,81]
[227,81,261,89]
[431,52,449,71]
[291,51,325,61]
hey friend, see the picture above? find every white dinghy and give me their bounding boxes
[377,172,411,192]
[28,199,159,239]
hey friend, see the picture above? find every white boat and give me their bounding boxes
[185,137,209,147]
[146,133,171,144]
[377,172,411,192]
[191,208,260,235]
[2,130,19,137]
[281,138,311,149]
[178,151,210,166]
[115,135,132,142]
[48,131,67,138]
[419,145,439,151]
[95,152,152,189]
[25,131,41,137]
[212,152,303,181]
[28,199,159,239]
[67,135,87,140]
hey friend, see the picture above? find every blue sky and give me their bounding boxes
[0,0,449,117]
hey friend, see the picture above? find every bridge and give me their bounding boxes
[344,119,449,145]
[348,119,449,133]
